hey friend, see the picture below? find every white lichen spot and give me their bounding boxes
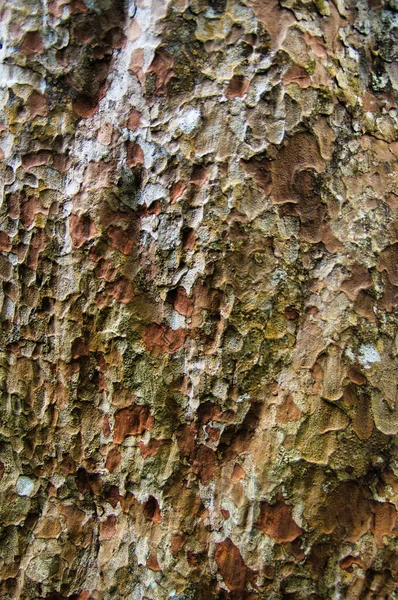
[358,344,381,369]
[140,183,166,206]
[176,108,201,134]
[16,475,35,496]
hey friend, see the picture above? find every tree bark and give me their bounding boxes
[1,0,398,598]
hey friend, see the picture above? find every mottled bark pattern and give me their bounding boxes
[1,0,398,598]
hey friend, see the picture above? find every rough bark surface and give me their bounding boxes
[1,0,398,598]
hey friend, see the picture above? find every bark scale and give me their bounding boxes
[1,0,398,598]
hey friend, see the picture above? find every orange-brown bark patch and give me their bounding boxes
[215,538,251,592]
[20,31,44,56]
[341,264,373,301]
[69,214,97,248]
[138,438,170,458]
[167,287,193,317]
[105,447,121,473]
[126,142,144,168]
[109,277,134,304]
[255,494,302,543]
[226,76,250,98]
[370,502,397,548]
[146,553,161,571]
[193,445,217,485]
[143,496,161,523]
[113,405,154,444]
[176,424,197,459]
[100,515,117,540]
[142,324,187,354]
[276,394,302,424]
[107,225,135,255]
[378,243,398,286]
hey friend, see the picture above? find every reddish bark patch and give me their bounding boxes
[126,142,144,168]
[60,504,85,543]
[147,49,174,92]
[276,394,301,424]
[241,157,272,194]
[226,75,250,98]
[363,91,381,112]
[354,291,376,322]
[321,223,344,253]
[71,337,90,359]
[129,48,144,77]
[193,445,217,485]
[27,91,48,119]
[104,486,122,508]
[182,227,195,250]
[378,243,398,286]
[215,538,251,592]
[255,494,302,543]
[76,467,103,496]
[142,324,187,355]
[271,133,325,206]
[69,214,97,248]
[294,168,325,243]
[0,231,11,252]
[95,259,118,282]
[167,287,193,317]
[103,414,111,436]
[100,515,116,540]
[27,230,47,270]
[138,438,170,458]
[36,517,62,539]
[146,553,161,571]
[19,196,43,227]
[52,153,70,173]
[285,306,300,321]
[176,423,197,459]
[370,502,397,547]
[190,166,208,187]
[170,181,186,203]
[48,0,70,17]
[107,225,135,255]
[231,463,245,483]
[314,482,371,542]
[340,264,373,301]
[137,201,161,218]
[22,151,52,169]
[109,277,134,304]
[113,405,154,444]
[198,401,234,424]
[171,533,186,556]
[143,496,162,523]
[282,65,311,87]
[59,454,76,476]
[72,95,99,118]
[148,200,161,215]
[198,401,222,424]
[120,492,135,514]
[380,273,398,312]
[105,447,121,473]
[206,425,220,442]
[127,109,141,130]
[347,365,367,385]
[20,31,44,56]
[339,555,366,571]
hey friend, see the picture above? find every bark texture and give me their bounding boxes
[1,0,398,598]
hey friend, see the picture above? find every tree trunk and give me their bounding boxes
[1,0,398,598]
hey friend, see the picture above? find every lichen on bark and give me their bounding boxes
[1,0,398,598]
